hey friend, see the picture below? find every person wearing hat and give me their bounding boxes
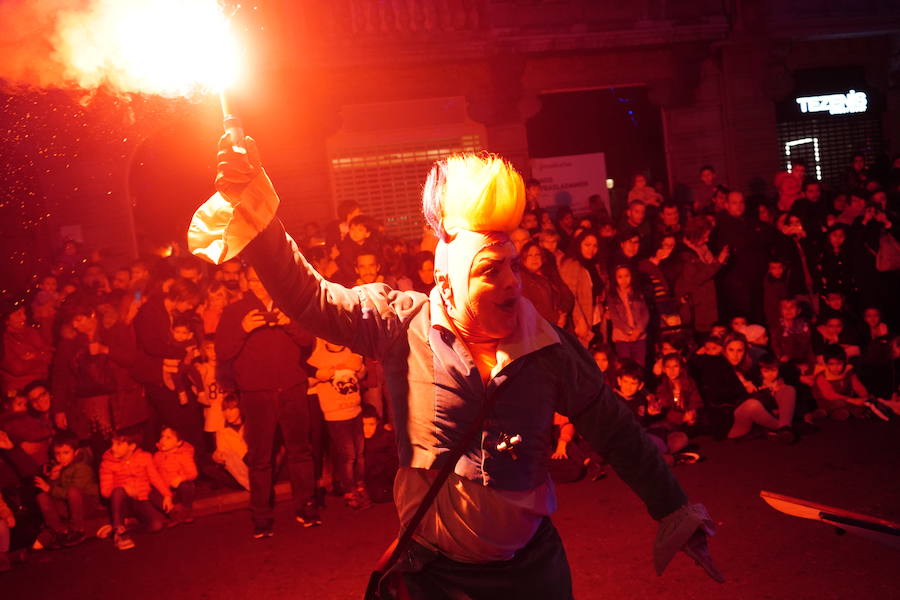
[187,136,722,598]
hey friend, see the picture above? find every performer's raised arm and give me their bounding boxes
[188,136,421,357]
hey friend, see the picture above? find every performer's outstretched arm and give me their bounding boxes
[554,329,687,520]
[554,328,722,581]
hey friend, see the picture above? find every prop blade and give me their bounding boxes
[761,490,900,551]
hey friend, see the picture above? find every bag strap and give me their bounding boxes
[376,385,500,578]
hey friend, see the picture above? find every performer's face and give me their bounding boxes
[460,241,522,339]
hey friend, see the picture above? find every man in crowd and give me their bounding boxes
[215,266,317,538]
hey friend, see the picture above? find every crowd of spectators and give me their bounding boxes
[1,152,899,570]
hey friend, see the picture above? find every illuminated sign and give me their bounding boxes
[795,90,867,116]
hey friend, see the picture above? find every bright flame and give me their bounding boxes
[52,0,241,97]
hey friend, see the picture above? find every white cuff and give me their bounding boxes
[187,171,280,265]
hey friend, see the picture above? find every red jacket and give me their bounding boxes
[99,448,169,500]
[153,442,198,488]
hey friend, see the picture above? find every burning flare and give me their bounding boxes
[53,0,241,97]
[0,0,242,98]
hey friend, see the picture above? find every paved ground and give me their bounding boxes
[4,418,899,599]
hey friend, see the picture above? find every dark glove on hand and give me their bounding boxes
[683,527,725,583]
[215,134,262,201]
[654,503,724,583]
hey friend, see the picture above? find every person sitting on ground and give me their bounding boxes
[307,338,370,509]
[654,353,703,441]
[691,333,752,440]
[613,361,683,465]
[99,427,172,550]
[0,385,54,471]
[207,393,249,490]
[361,403,398,504]
[813,316,861,361]
[739,324,770,368]
[548,412,607,483]
[153,426,198,525]
[727,354,797,443]
[771,299,815,370]
[33,432,99,549]
[811,345,885,421]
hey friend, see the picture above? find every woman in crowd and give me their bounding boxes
[1,305,54,396]
[675,217,728,334]
[519,240,574,328]
[560,229,605,347]
[606,265,650,367]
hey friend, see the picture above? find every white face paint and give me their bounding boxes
[436,231,522,342]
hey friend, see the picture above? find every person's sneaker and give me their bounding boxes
[774,426,797,445]
[586,461,607,482]
[95,524,113,539]
[62,530,86,547]
[674,451,702,465]
[864,401,890,422]
[296,502,322,528]
[114,532,135,551]
[252,521,275,539]
[352,488,373,510]
[804,408,828,424]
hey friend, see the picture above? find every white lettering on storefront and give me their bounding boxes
[795,90,868,116]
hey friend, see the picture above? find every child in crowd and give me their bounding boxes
[654,354,703,443]
[548,412,607,483]
[153,426,198,525]
[167,316,204,406]
[814,316,861,360]
[740,324,770,367]
[613,361,672,461]
[361,404,398,504]
[208,393,249,490]
[336,215,379,284]
[1,383,55,470]
[99,427,172,550]
[33,432,99,548]
[771,299,815,369]
[591,345,617,387]
[811,345,884,421]
[307,338,371,509]
[0,491,15,572]
[762,259,789,329]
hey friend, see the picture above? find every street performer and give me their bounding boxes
[188,135,723,598]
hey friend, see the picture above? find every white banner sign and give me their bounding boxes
[529,152,609,216]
